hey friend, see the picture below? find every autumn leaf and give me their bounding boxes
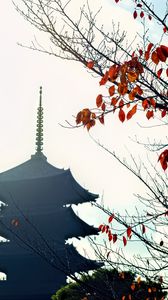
[142,224,146,234]
[157,68,163,78]
[99,71,109,85]
[113,234,117,243]
[99,114,104,124]
[127,226,132,238]
[108,214,114,223]
[133,10,137,19]
[111,97,118,106]
[123,236,127,246]
[87,61,94,69]
[127,104,137,120]
[108,233,113,242]
[118,83,128,95]
[86,119,95,131]
[146,110,154,120]
[156,47,166,62]
[131,283,136,291]
[109,85,115,96]
[76,111,82,124]
[150,98,156,108]
[109,65,119,81]
[161,110,167,118]
[101,102,106,112]
[119,108,125,122]
[158,149,168,171]
[140,11,144,18]
[160,240,164,246]
[142,99,149,110]
[96,94,103,108]
[151,51,159,64]
[127,71,138,82]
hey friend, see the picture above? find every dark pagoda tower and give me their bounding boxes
[0,87,100,300]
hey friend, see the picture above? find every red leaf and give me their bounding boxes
[161,110,167,118]
[148,15,152,20]
[137,3,142,7]
[101,225,106,233]
[142,99,149,110]
[127,227,132,238]
[146,110,154,120]
[127,104,137,120]
[139,49,143,56]
[109,85,115,96]
[108,214,114,223]
[156,47,166,62]
[99,71,109,86]
[123,236,127,246]
[142,224,146,234]
[99,114,104,124]
[98,224,103,231]
[108,234,113,242]
[151,51,159,64]
[111,97,118,106]
[147,43,154,53]
[133,10,138,19]
[96,94,103,108]
[87,61,94,69]
[115,0,119,2]
[158,149,168,171]
[150,98,156,108]
[119,109,125,122]
[140,11,144,18]
[163,26,167,33]
[101,102,106,112]
[113,234,117,243]
[76,111,82,124]
[157,68,163,78]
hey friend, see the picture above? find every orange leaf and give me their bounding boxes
[86,119,95,131]
[142,99,149,110]
[127,226,132,238]
[111,97,118,106]
[123,236,127,246]
[109,65,119,81]
[119,108,125,122]
[127,104,137,120]
[145,51,150,61]
[150,98,156,108]
[108,214,114,223]
[118,83,128,96]
[146,110,154,120]
[76,111,82,124]
[142,224,146,234]
[81,108,91,125]
[160,45,168,57]
[151,51,159,64]
[87,61,94,69]
[127,71,138,82]
[109,85,115,96]
[131,283,136,291]
[129,90,136,101]
[99,71,109,86]
[148,288,152,293]
[147,43,154,53]
[96,94,103,108]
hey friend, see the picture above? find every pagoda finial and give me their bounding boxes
[35,86,44,154]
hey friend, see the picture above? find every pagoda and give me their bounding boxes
[0,87,100,300]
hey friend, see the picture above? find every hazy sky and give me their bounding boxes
[0,0,167,267]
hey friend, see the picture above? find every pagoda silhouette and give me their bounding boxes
[0,87,100,300]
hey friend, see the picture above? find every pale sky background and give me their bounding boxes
[0,0,167,277]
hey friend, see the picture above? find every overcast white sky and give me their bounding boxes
[0,0,167,268]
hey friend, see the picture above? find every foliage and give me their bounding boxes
[52,268,167,300]
[14,0,168,295]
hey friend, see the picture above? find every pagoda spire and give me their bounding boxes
[35,86,44,154]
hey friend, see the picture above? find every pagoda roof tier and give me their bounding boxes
[0,206,99,244]
[0,161,98,208]
[0,242,101,281]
